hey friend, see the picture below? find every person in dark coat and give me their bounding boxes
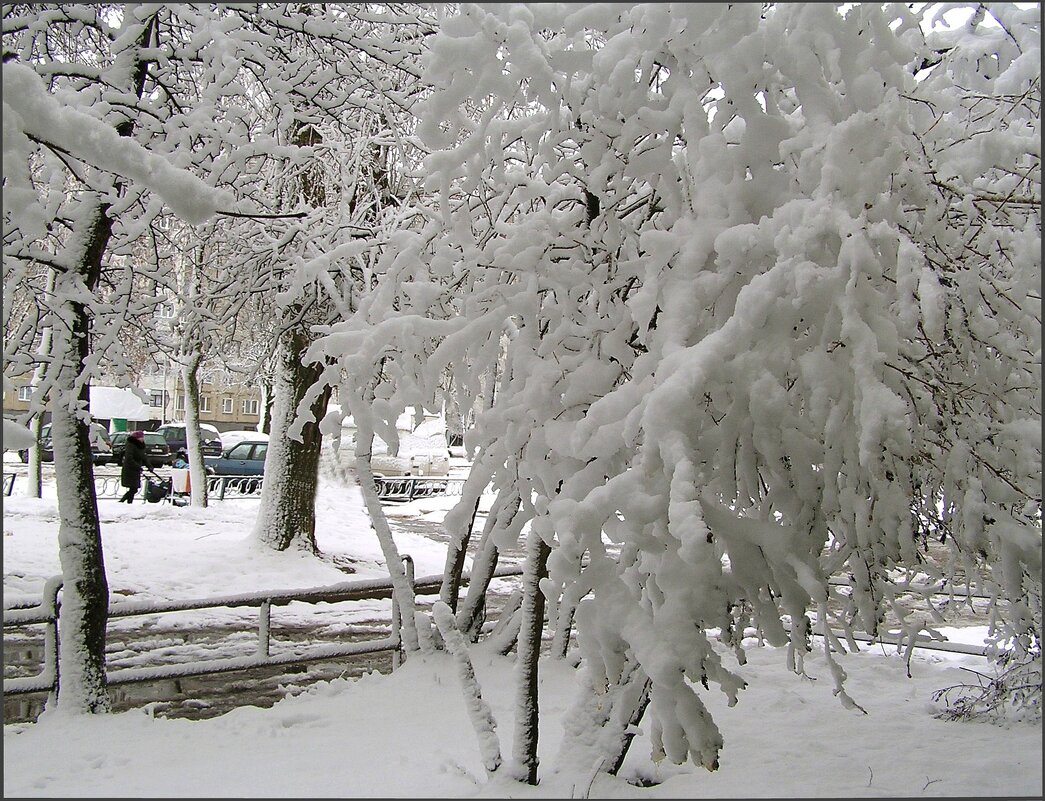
[119,430,148,503]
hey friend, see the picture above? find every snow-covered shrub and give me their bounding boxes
[309,1,1040,777]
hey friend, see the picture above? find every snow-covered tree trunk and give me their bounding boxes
[25,414,46,499]
[49,199,113,714]
[253,328,331,552]
[354,432,423,654]
[440,363,502,611]
[440,493,482,613]
[432,601,503,776]
[510,528,552,785]
[258,375,274,435]
[457,486,523,641]
[24,269,55,499]
[558,659,653,778]
[180,354,209,507]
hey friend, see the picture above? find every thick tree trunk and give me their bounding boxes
[35,10,157,715]
[253,329,330,552]
[512,528,551,785]
[51,399,109,713]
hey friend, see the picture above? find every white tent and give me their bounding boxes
[88,386,153,425]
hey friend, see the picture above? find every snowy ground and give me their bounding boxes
[2,455,1041,798]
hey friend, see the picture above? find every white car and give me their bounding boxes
[327,407,451,478]
[217,429,269,450]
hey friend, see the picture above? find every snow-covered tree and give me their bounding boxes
[216,3,436,554]
[309,1,1040,782]
[2,4,239,712]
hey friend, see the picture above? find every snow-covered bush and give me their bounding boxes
[309,1,1040,778]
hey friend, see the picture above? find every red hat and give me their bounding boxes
[131,430,145,440]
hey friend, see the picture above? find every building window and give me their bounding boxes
[175,394,185,412]
[150,391,165,408]
[222,397,233,414]
[241,399,259,416]
[156,303,176,319]
[200,395,211,412]
[18,386,32,402]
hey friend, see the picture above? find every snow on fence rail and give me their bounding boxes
[2,559,526,698]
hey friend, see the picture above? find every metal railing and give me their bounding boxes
[84,474,466,502]
[373,476,466,501]
[7,471,469,502]
[208,475,262,499]
[3,560,526,698]
[87,474,262,501]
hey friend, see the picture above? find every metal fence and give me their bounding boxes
[5,472,469,502]
[3,559,526,699]
[373,476,466,501]
[90,474,266,501]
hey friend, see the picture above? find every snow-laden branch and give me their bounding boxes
[3,62,234,226]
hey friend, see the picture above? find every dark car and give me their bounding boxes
[110,431,172,469]
[204,439,268,476]
[155,423,223,459]
[19,422,113,465]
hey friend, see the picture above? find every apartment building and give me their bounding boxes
[137,372,265,433]
[3,374,264,434]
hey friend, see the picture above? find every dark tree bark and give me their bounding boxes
[254,323,332,552]
[457,486,522,641]
[512,529,551,785]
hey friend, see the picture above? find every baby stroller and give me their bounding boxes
[143,473,171,504]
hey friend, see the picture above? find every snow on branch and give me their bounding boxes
[432,601,503,776]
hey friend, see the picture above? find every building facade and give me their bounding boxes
[3,374,265,434]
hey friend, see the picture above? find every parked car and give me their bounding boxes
[330,406,451,478]
[110,431,172,469]
[216,429,269,450]
[155,422,223,459]
[204,439,268,476]
[18,422,113,465]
